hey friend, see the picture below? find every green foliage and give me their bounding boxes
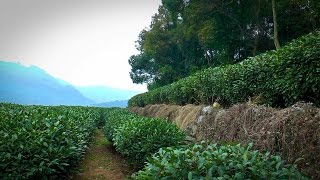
[96,107,109,127]
[113,117,185,168]
[104,109,185,168]
[103,108,138,141]
[132,142,307,179]
[129,0,320,88]
[129,30,320,107]
[0,103,102,179]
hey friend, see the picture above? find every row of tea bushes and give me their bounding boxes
[133,142,307,179]
[104,109,307,178]
[104,108,139,141]
[104,109,185,168]
[129,30,320,107]
[0,103,102,179]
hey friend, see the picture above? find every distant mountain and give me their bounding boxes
[76,86,142,103]
[91,100,128,108]
[0,61,93,105]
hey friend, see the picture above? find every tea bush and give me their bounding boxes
[0,105,99,178]
[133,142,307,179]
[96,107,109,127]
[103,108,138,141]
[0,103,101,179]
[113,117,185,168]
[129,30,320,107]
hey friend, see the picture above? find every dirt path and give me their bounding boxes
[70,129,134,180]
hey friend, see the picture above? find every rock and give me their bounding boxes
[197,115,205,124]
[202,106,213,115]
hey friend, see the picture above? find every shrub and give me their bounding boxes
[104,108,137,141]
[0,104,100,179]
[133,142,307,179]
[96,107,109,127]
[129,30,320,107]
[113,117,185,168]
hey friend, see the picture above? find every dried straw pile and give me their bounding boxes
[197,102,320,179]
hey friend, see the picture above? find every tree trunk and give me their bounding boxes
[272,0,281,50]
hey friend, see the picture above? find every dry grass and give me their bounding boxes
[130,104,203,129]
[198,102,320,179]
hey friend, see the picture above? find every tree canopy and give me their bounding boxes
[129,0,320,90]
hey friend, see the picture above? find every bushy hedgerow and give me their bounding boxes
[113,117,185,168]
[129,30,320,107]
[104,108,138,141]
[0,104,101,179]
[132,142,307,179]
[95,107,109,127]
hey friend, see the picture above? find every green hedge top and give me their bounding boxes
[129,30,320,107]
[0,104,101,179]
[113,117,185,168]
[104,108,139,141]
[104,108,186,168]
[133,142,307,179]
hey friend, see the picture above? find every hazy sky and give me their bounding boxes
[0,0,161,91]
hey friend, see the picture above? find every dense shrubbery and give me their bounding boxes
[104,109,185,168]
[113,118,185,167]
[103,108,138,141]
[0,103,101,179]
[129,31,320,107]
[133,142,307,179]
[96,107,109,127]
[104,110,307,178]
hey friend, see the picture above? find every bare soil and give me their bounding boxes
[70,129,134,180]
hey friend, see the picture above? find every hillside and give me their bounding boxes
[0,61,93,105]
[91,100,128,108]
[76,86,141,103]
[127,30,320,179]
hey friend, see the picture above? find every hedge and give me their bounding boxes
[104,109,185,168]
[129,30,320,107]
[104,108,138,141]
[0,104,101,179]
[133,142,307,179]
[113,117,185,168]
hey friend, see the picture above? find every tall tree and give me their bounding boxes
[128,0,320,89]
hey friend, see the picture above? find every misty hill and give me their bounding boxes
[91,100,128,108]
[76,86,142,103]
[0,61,93,105]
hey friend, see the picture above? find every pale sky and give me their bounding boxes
[0,0,162,91]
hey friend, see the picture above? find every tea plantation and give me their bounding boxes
[129,30,320,108]
[0,104,307,179]
[105,109,308,179]
[0,103,105,178]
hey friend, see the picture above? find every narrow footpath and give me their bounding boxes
[70,129,134,180]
